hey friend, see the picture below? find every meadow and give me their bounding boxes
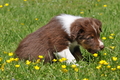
[0,0,120,80]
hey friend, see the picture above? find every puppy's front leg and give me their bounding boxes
[55,47,77,64]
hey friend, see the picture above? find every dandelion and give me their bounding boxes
[112,57,117,61]
[26,60,31,65]
[3,51,7,54]
[35,18,38,20]
[52,59,57,62]
[10,58,15,61]
[6,60,12,63]
[36,59,40,63]
[103,5,107,7]
[109,36,114,39]
[61,65,66,68]
[21,23,24,25]
[80,11,84,14]
[0,57,2,62]
[110,46,115,49]
[0,5,3,8]
[61,69,68,73]
[111,68,116,71]
[110,33,115,36]
[61,58,67,61]
[97,0,100,2]
[103,53,107,55]
[74,68,79,72]
[4,3,9,6]
[107,65,111,68]
[82,78,89,80]
[38,55,44,59]
[93,53,98,57]
[102,37,106,40]
[14,58,19,61]
[117,66,120,69]
[59,59,63,62]
[71,64,77,68]
[15,65,20,68]
[8,52,14,56]
[96,65,102,69]
[99,60,108,65]
[24,0,27,1]
[0,63,5,71]
[34,66,40,70]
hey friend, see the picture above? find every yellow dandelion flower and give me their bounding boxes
[103,5,107,7]
[110,33,115,36]
[52,59,57,62]
[103,53,107,55]
[82,78,89,80]
[0,5,3,8]
[34,66,40,70]
[112,57,117,61]
[36,59,40,63]
[38,55,44,59]
[4,3,9,6]
[110,46,115,49]
[24,0,27,1]
[61,58,67,61]
[102,37,106,40]
[10,58,14,61]
[21,23,24,25]
[111,68,116,71]
[59,59,63,62]
[93,53,98,57]
[99,60,107,65]
[8,52,14,56]
[61,69,68,73]
[14,58,19,61]
[107,65,111,68]
[15,65,20,68]
[0,57,2,62]
[26,60,31,65]
[97,0,100,2]
[80,11,84,14]
[117,66,120,69]
[3,51,7,54]
[35,18,38,20]
[71,64,77,68]
[74,68,79,72]
[61,65,66,68]
[6,60,12,63]
[96,65,102,69]
[109,36,114,39]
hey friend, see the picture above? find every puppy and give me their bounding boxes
[15,14,104,64]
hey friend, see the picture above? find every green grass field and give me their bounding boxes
[0,0,120,80]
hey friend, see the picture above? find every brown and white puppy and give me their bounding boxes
[15,14,104,64]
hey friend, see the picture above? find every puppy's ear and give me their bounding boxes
[93,18,102,32]
[70,23,84,40]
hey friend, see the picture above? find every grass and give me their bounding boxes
[0,0,120,80]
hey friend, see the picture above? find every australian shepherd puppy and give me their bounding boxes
[15,14,104,64]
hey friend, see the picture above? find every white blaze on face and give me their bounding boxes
[98,39,104,46]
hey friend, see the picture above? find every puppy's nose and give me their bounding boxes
[100,45,104,50]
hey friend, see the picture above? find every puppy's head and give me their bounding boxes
[71,18,104,54]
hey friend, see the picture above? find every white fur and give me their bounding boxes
[56,14,82,36]
[55,47,76,64]
[98,39,104,46]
